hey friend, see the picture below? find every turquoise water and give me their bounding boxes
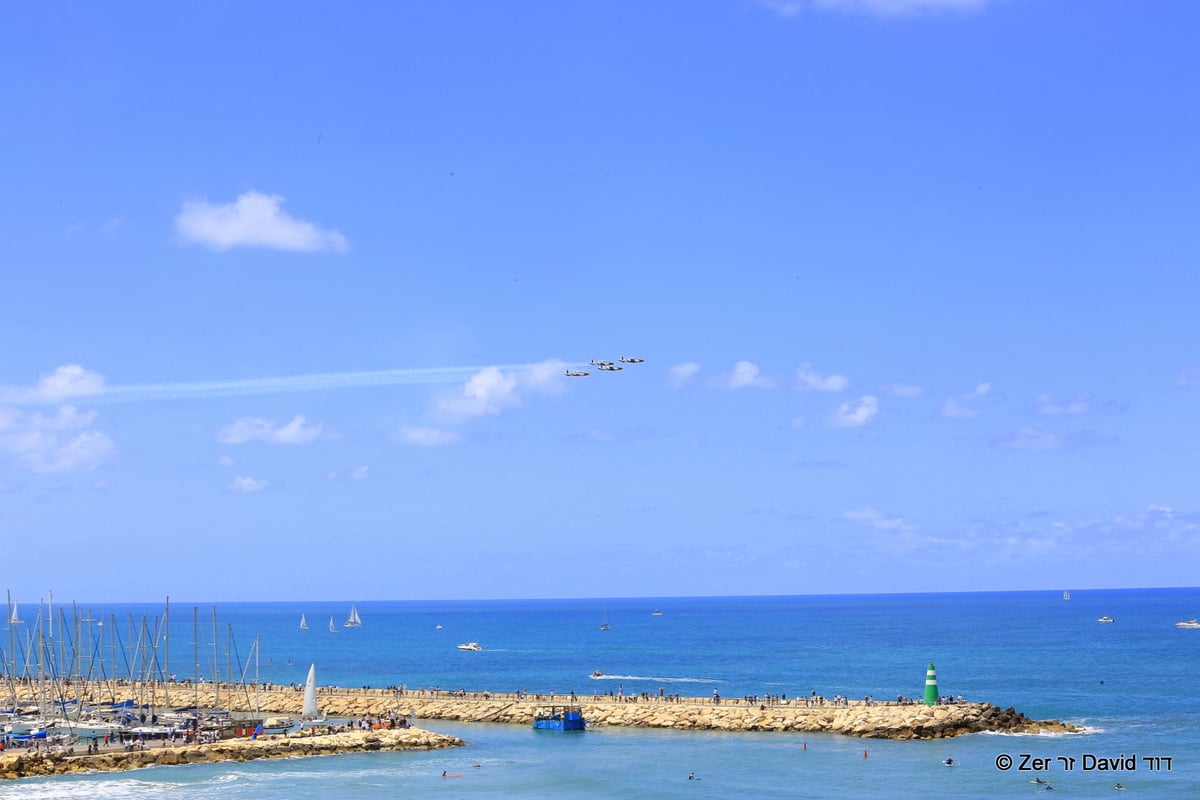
[4,588,1198,797]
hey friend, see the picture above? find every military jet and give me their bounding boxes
[564,369,589,377]
[598,364,624,371]
[589,359,615,367]
[619,356,645,363]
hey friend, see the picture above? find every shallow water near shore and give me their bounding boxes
[4,589,1198,796]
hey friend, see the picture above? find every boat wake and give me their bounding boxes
[588,673,720,684]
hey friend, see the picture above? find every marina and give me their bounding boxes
[2,589,1198,795]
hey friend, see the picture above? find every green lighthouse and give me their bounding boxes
[923,662,939,706]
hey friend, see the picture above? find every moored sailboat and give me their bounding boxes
[300,663,325,724]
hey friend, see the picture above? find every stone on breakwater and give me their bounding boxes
[4,681,1077,753]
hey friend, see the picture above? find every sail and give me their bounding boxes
[301,664,320,719]
[9,603,22,624]
[328,616,338,632]
[345,606,362,627]
[299,614,309,630]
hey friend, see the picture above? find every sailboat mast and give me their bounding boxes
[4,589,12,678]
[164,596,170,683]
[192,606,199,708]
[211,604,219,710]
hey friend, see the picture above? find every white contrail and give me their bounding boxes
[92,363,572,404]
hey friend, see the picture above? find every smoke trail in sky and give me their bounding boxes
[87,363,571,404]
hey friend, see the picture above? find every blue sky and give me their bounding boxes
[2,0,1198,603]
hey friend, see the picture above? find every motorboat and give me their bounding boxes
[1175,618,1200,629]
[261,716,295,735]
[1097,616,1115,623]
[590,670,604,679]
[457,642,483,651]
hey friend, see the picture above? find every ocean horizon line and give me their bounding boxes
[9,584,1198,608]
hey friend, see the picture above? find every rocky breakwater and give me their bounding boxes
[394,696,1077,739]
[0,727,463,781]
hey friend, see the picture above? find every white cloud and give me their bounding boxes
[941,397,980,418]
[1176,366,1200,386]
[1036,394,1090,415]
[668,362,701,387]
[726,361,774,390]
[796,363,849,392]
[397,426,461,447]
[218,454,234,467]
[843,507,918,533]
[349,465,370,480]
[812,0,989,15]
[0,364,107,405]
[882,382,924,397]
[35,365,106,402]
[756,0,804,17]
[435,360,566,420]
[992,428,1068,451]
[941,382,992,418]
[175,191,349,253]
[829,395,878,428]
[440,366,520,417]
[218,415,322,445]
[0,405,115,473]
[228,475,267,493]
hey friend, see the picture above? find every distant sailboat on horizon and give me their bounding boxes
[600,608,611,631]
[299,613,309,630]
[329,616,338,633]
[1063,590,1071,601]
[345,605,362,628]
[8,602,23,625]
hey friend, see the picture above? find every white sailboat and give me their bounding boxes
[300,663,326,724]
[328,616,338,633]
[345,606,362,628]
[1063,590,1071,601]
[600,608,611,631]
[299,614,309,630]
[8,601,23,625]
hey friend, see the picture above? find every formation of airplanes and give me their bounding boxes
[565,357,645,377]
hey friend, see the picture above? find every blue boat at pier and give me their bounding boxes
[532,705,586,731]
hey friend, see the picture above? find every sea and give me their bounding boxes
[3,588,1198,798]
